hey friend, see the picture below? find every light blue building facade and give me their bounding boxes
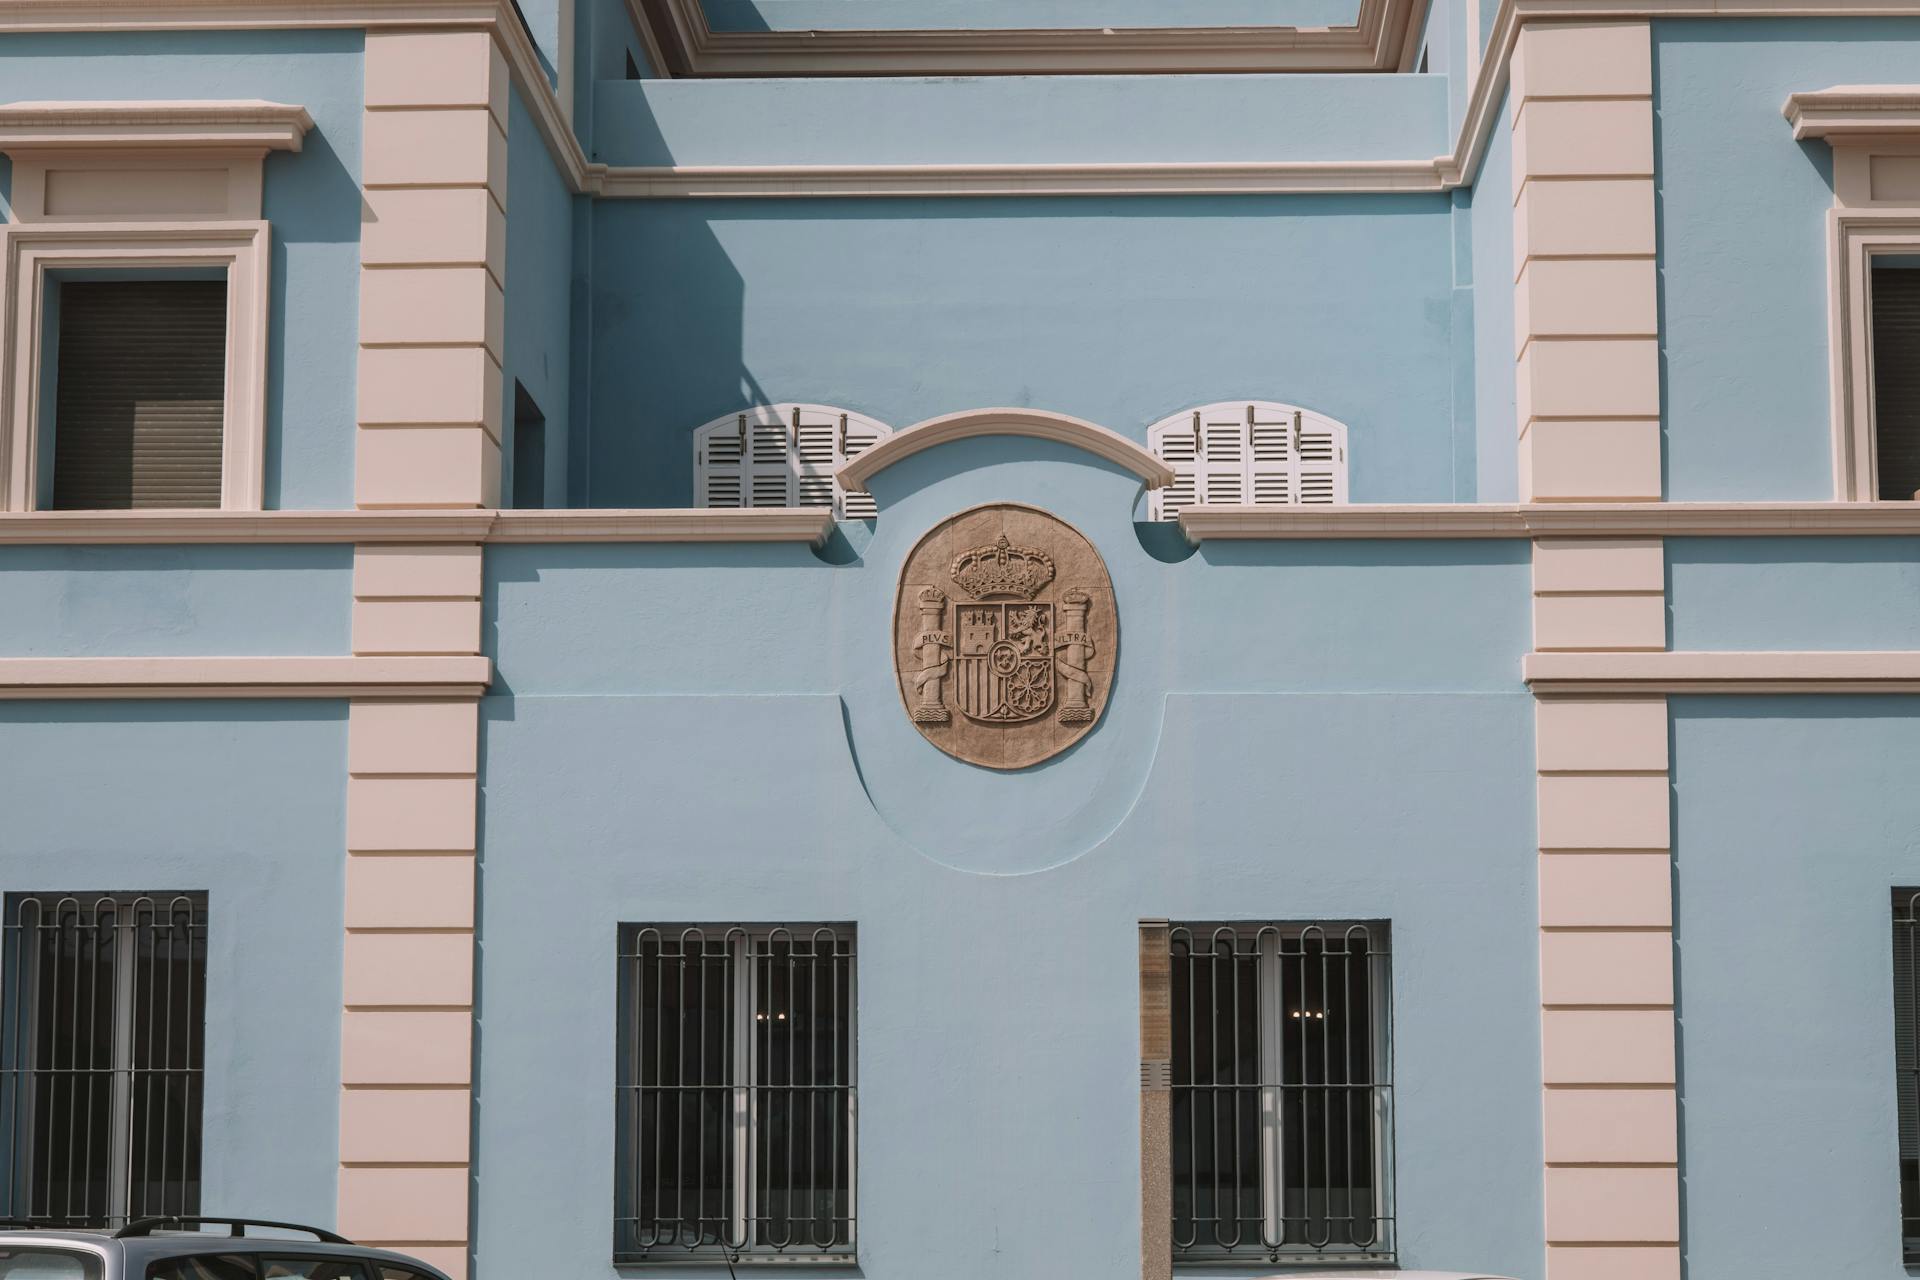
[0,4,1917,1280]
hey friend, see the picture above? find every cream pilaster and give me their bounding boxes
[1514,20,1678,1280]
[341,28,507,1277]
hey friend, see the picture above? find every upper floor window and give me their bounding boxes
[615,924,856,1265]
[1166,921,1393,1266]
[692,404,889,520]
[0,101,305,512]
[1892,889,1920,1262]
[1145,402,1349,521]
[0,892,209,1227]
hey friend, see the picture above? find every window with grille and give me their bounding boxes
[1892,889,1920,1262]
[48,280,228,511]
[1871,265,1920,501]
[692,404,889,520]
[1146,401,1349,521]
[615,924,856,1264]
[0,893,208,1227]
[1167,921,1393,1264]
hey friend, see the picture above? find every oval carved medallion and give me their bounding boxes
[894,503,1117,769]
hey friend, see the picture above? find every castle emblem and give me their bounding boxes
[894,505,1116,769]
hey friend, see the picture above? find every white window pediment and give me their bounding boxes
[1146,400,1349,521]
[693,403,891,520]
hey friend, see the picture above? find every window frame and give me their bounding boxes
[1163,919,1395,1268]
[0,222,269,512]
[614,922,858,1267]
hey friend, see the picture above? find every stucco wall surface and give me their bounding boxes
[1667,537,1920,651]
[0,702,348,1220]
[1469,90,1515,503]
[1673,697,1920,1278]
[585,198,1461,508]
[505,86,577,509]
[1654,18,1920,501]
[0,31,364,510]
[0,546,351,657]
[595,74,1447,167]
[474,441,1541,1278]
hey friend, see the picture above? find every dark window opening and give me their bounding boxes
[1169,922,1393,1265]
[1893,889,1919,1263]
[0,893,209,1227]
[50,280,226,511]
[615,925,855,1264]
[1871,265,1920,500]
[512,382,547,510]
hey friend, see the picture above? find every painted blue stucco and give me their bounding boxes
[595,74,1448,167]
[1673,698,1920,1279]
[586,197,1461,507]
[1471,94,1517,503]
[1653,19,1920,501]
[475,440,1542,1279]
[0,702,347,1223]
[504,87,578,509]
[0,546,351,657]
[1668,537,1920,652]
[702,0,1362,32]
[0,31,364,509]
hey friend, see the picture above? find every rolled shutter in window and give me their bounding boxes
[50,280,226,510]
[1872,268,1920,501]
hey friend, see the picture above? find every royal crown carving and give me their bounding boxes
[894,504,1116,770]
[950,534,1055,601]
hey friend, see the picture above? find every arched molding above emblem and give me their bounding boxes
[839,408,1175,495]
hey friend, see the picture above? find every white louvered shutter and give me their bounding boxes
[1148,401,1349,520]
[693,404,891,519]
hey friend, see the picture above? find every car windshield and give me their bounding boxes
[0,1248,101,1280]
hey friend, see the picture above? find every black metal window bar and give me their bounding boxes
[0,893,208,1227]
[615,924,855,1264]
[1893,890,1920,1263]
[1169,921,1393,1265]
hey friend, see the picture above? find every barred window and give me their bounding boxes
[1893,890,1920,1262]
[615,924,855,1264]
[1168,921,1393,1264]
[0,893,208,1226]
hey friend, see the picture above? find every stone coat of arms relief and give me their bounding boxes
[893,504,1117,769]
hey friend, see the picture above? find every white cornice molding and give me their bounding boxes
[637,0,1423,76]
[1785,84,1920,140]
[1525,650,1920,694]
[594,159,1451,199]
[1180,501,1920,540]
[0,99,314,152]
[0,655,492,699]
[9,503,1920,545]
[0,507,835,544]
[838,408,1175,492]
[6,0,1920,200]
[486,508,836,542]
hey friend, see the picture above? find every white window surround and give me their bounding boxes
[1146,400,1350,521]
[0,221,271,512]
[0,102,306,513]
[693,403,892,520]
[1788,87,1920,500]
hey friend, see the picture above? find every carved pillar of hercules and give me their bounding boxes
[912,587,952,723]
[1056,587,1094,723]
